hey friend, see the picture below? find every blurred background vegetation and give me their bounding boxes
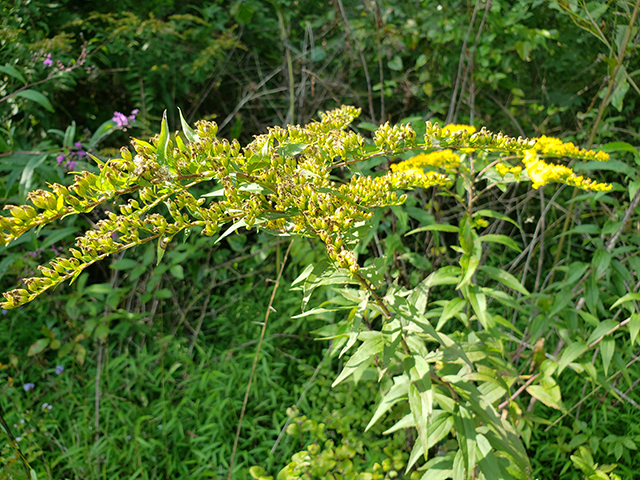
[2,0,640,478]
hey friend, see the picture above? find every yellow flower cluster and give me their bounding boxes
[531,135,609,161]
[495,163,523,177]
[390,149,461,174]
[442,124,477,135]
[523,151,611,191]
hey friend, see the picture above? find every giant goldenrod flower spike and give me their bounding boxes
[391,149,461,173]
[531,135,609,161]
[522,150,611,191]
[442,124,477,135]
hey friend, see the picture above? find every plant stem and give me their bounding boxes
[0,406,31,478]
[336,0,376,123]
[227,239,294,480]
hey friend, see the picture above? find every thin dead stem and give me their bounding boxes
[227,239,294,479]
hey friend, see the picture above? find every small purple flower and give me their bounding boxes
[56,154,64,165]
[112,112,128,128]
[43,54,53,67]
[113,109,138,129]
[74,141,82,149]
[55,365,64,375]
[23,383,35,392]
[77,150,86,158]
[66,160,76,170]
[1,309,7,315]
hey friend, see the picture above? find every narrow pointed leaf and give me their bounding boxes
[156,110,170,166]
[365,374,409,430]
[178,107,200,144]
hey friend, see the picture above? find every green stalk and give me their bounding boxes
[276,8,295,125]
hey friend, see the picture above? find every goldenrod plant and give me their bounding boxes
[0,107,614,479]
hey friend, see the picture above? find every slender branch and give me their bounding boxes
[0,44,89,104]
[586,0,640,148]
[0,407,32,477]
[606,187,640,252]
[354,272,391,319]
[94,342,103,475]
[276,8,296,125]
[227,239,294,479]
[453,0,491,124]
[545,350,640,432]
[270,342,332,455]
[371,0,385,122]
[534,189,545,292]
[498,373,540,410]
[485,92,526,137]
[446,0,482,125]
[336,0,376,123]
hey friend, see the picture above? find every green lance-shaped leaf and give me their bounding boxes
[408,355,433,461]
[365,373,410,431]
[340,296,368,357]
[479,234,522,253]
[177,107,200,144]
[0,64,27,84]
[453,404,477,479]
[457,219,481,289]
[558,341,587,374]
[15,89,54,112]
[466,286,495,330]
[333,333,385,387]
[479,265,530,296]
[156,110,170,166]
[475,208,521,229]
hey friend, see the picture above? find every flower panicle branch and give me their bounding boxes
[0,106,612,308]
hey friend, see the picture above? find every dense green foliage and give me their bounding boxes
[2,1,640,479]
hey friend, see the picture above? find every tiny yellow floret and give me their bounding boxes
[522,150,611,191]
[442,124,477,136]
[495,163,522,177]
[391,149,461,173]
[531,135,609,161]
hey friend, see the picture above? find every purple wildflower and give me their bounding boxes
[55,365,64,375]
[112,112,128,128]
[128,109,139,122]
[77,150,86,158]
[1,309,7,315]
[43,54,53,67]
[56,154,64,165]
[113,109,138,129]
[66,160,76,170]
[23,383,35,392]
[74,141,82,149]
